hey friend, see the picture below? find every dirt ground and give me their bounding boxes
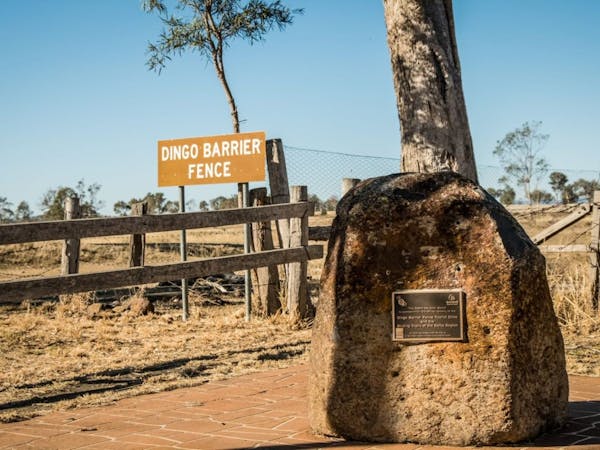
[0,207,599,422]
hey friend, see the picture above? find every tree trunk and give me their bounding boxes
[383,0,478,183]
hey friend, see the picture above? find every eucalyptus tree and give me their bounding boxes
[14,201,32,222]
[0,197,14,223]
[549,171,569,203]
[143,0,301,133]
[493,121,549,205]
[383,0,478,182]
[41,180,103,220]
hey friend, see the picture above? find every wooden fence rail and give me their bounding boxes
[0,203,312,245]
[0,247,322,304]
[0,200,323,315]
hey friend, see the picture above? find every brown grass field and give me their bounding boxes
[0,207,598,422]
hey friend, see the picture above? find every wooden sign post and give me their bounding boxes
[157,131,266,321]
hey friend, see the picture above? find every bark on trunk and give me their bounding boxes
[384,0,478,183]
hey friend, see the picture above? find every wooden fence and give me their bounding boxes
[532,191,600,306]
[0,197,323,318]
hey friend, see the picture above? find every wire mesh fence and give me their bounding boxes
[284,145,600,204]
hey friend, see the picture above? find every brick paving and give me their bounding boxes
[0,365,598,449]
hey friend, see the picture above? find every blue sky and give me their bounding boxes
[1,0,599,214]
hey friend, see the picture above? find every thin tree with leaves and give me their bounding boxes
[41,180,103,220]
[143,0,301,133]
[0,197,14,223]
[493,121,550,205]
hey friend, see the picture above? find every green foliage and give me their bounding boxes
[14,201,32,221]
[143,0,301,132]
[487,186,516,205]
[571,178,600,202]
[308,194,325,214]
[114,193,244,215]
[0,197,14,223]
[546,172,598,204]
[143,0,300,71]
[487,175,516,205]
[113,192,179,215]
[529,189,553,204]
[185,199,197,212]
[549,171,569,203]
[113,200,131,216]
[198,200,209,212]
[323,195,338,211]
[41,180,103,220]
[0,198,32,222]
[493,121,549,204]
[209,195,238,210]
[548,171,579,204]
[549,171,568,199]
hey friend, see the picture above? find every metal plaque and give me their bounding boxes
[392,289,466,342]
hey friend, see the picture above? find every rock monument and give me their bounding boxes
[309,172,568,446]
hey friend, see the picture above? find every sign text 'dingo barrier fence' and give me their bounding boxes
[158,131,266,187]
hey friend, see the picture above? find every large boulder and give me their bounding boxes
[309,172,568,446]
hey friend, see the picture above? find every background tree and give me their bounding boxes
[41,180,103,220]
[529,189,553,205]
[198,200,209,212]
[143,0,301,134]
[185,199,197,212]
[209,194,238,210]
[14,201,32,222]
[323,195,338,212]
[0,197,14,223]
[141,192,179,214]
[113,200,131,216]
[572,178,600,202]
[549,171,578,204]
[383,0,478,182]
[549,171,569,203]
[493,121,549,205]
[113,192,180,215]
[308,194,325,214]
[41,187,77,220]
[487,185,516,205]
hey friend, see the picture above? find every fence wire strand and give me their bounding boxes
[283,145,600,203]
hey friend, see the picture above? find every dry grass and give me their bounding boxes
[508,205,600,377]
[0,295,311,423]
[0,209,598,422]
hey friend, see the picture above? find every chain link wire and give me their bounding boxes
[284,145,600,202]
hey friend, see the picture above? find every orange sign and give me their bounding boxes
[158,131,266,187]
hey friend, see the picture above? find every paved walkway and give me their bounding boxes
[0,365,598,449]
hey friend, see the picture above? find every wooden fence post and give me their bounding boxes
[250,188,280,316]
[61,196,81,275]
[287,185,309,319]
[129,202,147,267]
[266,139,291,250]
[590,191,600,309]
[342,178,361,197]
